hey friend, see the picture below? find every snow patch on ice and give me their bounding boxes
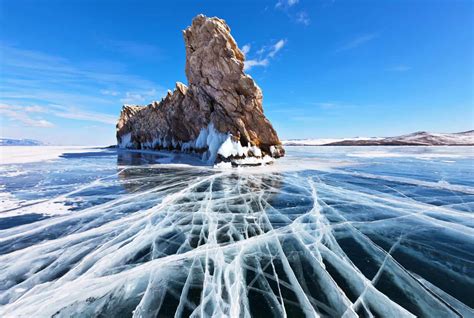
[232,155,274,166]
[213,161,233,169]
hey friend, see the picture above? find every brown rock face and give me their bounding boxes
[116,14,284,163]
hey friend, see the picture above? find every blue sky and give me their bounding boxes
[0,0,473,145]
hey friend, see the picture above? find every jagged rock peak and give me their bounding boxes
[116,14,285,165]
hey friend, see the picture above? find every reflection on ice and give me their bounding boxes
[0,147,473,317]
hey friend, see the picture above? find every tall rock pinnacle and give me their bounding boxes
[116,14,285,164]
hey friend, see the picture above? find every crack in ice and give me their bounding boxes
[1,150,473,317]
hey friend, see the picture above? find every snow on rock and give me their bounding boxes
[118,133,132,149]
[119,123,267,165]
[118,134,268,166]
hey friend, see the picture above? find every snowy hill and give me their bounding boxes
[0,138,45,146]
[283,131,474,146]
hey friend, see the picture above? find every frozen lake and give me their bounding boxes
[0,146,473,317]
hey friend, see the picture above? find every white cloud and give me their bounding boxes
[268,40,286,58]
[0,104,54,128]
[276,0,299,8]
[296,11,310,25]
[0,44,164,107]
[50,105,117,124]
[0,44,166,145]
[256,47,266,55]
[100,89,119,96]
[336,33,379,52]
[0,44,168,133]
[275,0,310,25]
[119,88,161,105]
[241,44,251,56]
[0,103,118,126]
[244,59,269,71]
[244,39,286,71]
[25,105,48,113]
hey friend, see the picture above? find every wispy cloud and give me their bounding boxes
[25,105,48,113]
[275,0,299,9]
[312,101,359,110]
[295,11,311,26]
[313,102,338,109]
[335,33,379,52]
[244,39,287,71]
[0,104,54,128]
[241,44,251,56]
[244,59,269,71]
[49,104,117,124]
[0,102,117,126]
[386,65,412,72]
[0,44,165,130]
[0,44,163,91]
[119,89,161,105]
[100,89,120,96]
[275,0,310,25]
[268,40,286,58]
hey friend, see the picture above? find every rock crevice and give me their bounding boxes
[116,14,284,164]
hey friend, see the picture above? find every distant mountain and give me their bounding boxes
[0,138,45,146]
[283,137,383,146]
[283,131,474,146]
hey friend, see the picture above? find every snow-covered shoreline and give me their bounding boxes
[283,130,474,146]
[0,146,103,165]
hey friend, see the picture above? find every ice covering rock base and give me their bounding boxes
[116,15,284,164]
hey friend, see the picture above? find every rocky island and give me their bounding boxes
[116,15,284,165]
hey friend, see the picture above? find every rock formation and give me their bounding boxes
[116,14,284,164]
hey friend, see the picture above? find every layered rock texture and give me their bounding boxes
[116,14,284,164]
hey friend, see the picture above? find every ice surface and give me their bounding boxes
[0,146,473,317]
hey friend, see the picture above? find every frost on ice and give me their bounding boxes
[0,148,473,317]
